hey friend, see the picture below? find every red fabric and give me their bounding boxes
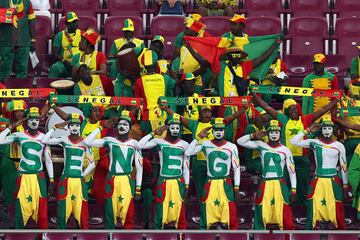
[234,111,249,148]
[104,176,114,199]
[100,75,114,96]
[154,180,166,203]
[240,60,253,80]
[228,201,238,229]
[14,174,22,198]
[80,200,89,229]
[307,177,319,199]
[255,181,266,205]
[280,61,288,74]
[184,36,226,73]
[282,204,295,230]
[124,199,134,229]
[134,77,149,120]
[56,177,68,201]
[332,75,339,90]
[143,157,153,176]
[177,202,187,229]
[38,197,48,229]
[201,180,211,203]
[335,201,345,230]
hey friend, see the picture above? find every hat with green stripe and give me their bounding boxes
[119,110,132,124]
[152,35,164,44]
[122,18,134,32]
[25,107,40,119]
[266,120,281,131]
[67,113,82,124]
[65,12,78,23]
[211,118,225,129]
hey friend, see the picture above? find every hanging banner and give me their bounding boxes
[158,96,252,106]
[49,94,143,106]
[0,88,55,98]
[250,85,343,97]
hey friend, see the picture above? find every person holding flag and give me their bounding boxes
[290,116,348,230]
[252,93,339,204]
[0,107,54,229]
[138,113,189,229]
[237,120,296,230]
[41,113,95,229]
[185,118,240,230]
[84,110,143,229]
[49,12,82,78]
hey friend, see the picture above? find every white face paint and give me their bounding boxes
[322,126,333,138]
[27,118,39,130]
[118,120,130,135]
[69,123,80,135]
[213,128,225,140]
[169,123,180,137]
[269,130,280,142]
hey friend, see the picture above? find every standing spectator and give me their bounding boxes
[155,0,189,15]
[0,0,36,82]
[222,14,248,49]
[31,0,50,18]
[49,12,82,78]
[302,54,338,117]
[196,0,238,17]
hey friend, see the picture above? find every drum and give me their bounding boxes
[45,106,84,138]
[117,48,141,79]
[50,79,75,95]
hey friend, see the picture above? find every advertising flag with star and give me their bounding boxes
[57,176,89,229]
[104,174,135,229]
[305,176,345,230]
[200,178,238,229]
[254,178,294,230]
[14,172,48,229]
[154,177,187,229]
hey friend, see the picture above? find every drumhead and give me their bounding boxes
[50,80,75,89]
[118,48,133,56]
[45,106,84,138]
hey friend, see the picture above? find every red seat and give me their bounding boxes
[289,0,329,17]
[150,16,185,59]
[103,16,144,54]
[58,16,97,32]
[4,78,35,88]
[287,17,328,55]
[244,0,282,17]
[284,55,313,78]
[104,0,146,16]
[202,16,231,36]
[34,16,52,76]
[245,16,281,36]
[335,0,360,18]
[324,55,348,79]
[334,17,360,65]
[61,0,100,17]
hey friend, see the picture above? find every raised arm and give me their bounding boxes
[184,139,203,156]
[0,128,16,145]
[43,145,54,181]
[41,128,63,145]
[252,39,281,69]
[289,130,313,149]
[236,132,264,150]
[252,93,278,119]
[285,150,297,192]
[82,148,95,177]
[51,104,69,121]
[311,99,339,122]
[138,133,159,149]
[335,118,360,132]
[83,127,106,147]
[224,106,247,125]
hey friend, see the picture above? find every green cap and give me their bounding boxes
[122,18,134,32]
[119,110,132,124]
[211,118,225,129]
[67,113,82,124]
[65,12,78,23]
[165,113,181,125]
[152,35,164,43]
[25,107,40,119]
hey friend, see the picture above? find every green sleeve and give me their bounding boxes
[174,32,184,48]
[164,74,175,97]
[218,61,227,97]
[140,42,145,49]
[302,76,311,115]
[350,57,359,77]
[113,79,121,96]
[53,32,62,48]
[188,119,199,133]
[71,53,80,66]
[73,84,81,95]
[276,112,289,126]
[109,42,117,56]
[133,46,143,56]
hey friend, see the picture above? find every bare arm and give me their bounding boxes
[335,118,360,132]
[311,99,339,122]
[51,105,69,121]
[252,93,278,119]
[252,40,280,69]
[224,106,247,124]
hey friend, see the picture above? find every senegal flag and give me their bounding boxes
[184,33,282,79]
[349,144,360,220]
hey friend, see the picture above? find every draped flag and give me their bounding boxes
[0,8,18,27]
[250,85,344,97]
[158,96,252,107]
[184,33,282,78]
[49,94,143,106]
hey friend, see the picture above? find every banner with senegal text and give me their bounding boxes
[0,88,54,98]
[250,85,344,97]
[49,94,143,106]
[158,96,252,106]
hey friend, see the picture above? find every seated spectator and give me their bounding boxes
[31,0,51,18]
[72,29,107,76]
[155,0,189,15]
[49,12,82,78]
[196,0,238,17]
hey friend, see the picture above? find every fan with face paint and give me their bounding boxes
[67,113,82,136]
[211,118,226,140]
[118,110,132,136]
[320,116,334,139]
[268,130,281,142]
[266,120,282,143]
[165,113,182,138]
[25,107,41,131]
[69,123,81,135]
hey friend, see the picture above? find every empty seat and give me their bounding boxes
[334,17,360,65]
[284,55,313,77]
[287,17,328,55]
[335,0,360,18]
[61,0,100,17]
[245,16,281,36]
[58,16,97,32]
[150,16,185,59]
[103,16,144,54]
[324,54,348,78]
[244,0,282,17]
[289,0,329,17]
[202,16,231,36]
[104,0,146,16]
